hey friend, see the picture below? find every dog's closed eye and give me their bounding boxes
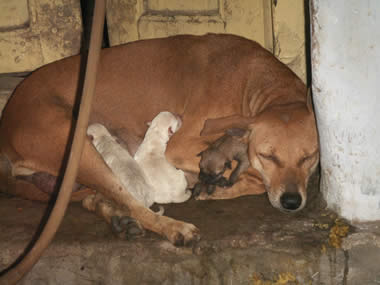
[258,153,282,166]
[297,151,318,167]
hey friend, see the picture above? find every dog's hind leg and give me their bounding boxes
[77,141,200,244]
[82,192,145,239]
[3,102,199,245]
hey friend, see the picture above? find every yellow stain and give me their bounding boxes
[251,272,298,285]
[328,219,349,248]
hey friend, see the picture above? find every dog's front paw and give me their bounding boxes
[162,217,201,246]
[111,216,145,239]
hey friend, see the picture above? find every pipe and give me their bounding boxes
[0,0,106,283]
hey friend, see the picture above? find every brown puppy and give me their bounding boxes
[0,34,319,245]
[193,128,249,196]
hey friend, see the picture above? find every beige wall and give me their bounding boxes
[272,0,306,82]
[0,0,306,83]
[106,0,306,82]
[106,0,274,51]
[0,0,82,73]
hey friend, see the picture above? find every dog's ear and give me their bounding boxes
[200,115,256,136]
[225,160,232,169]
[306,87,314,113]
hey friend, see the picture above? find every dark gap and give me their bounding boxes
[304,0,312,87]
[80,0,110,51]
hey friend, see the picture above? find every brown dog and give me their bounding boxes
[193,128,250,196]
[0,34,319,245]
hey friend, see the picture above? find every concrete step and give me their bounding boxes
[1,184,379,285]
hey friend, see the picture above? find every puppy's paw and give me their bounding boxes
[206,184,216,195]
[213,177,234,188]
[191,182,204,198]
[195,191,213,200]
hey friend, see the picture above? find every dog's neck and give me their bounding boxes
[243,61,307,117]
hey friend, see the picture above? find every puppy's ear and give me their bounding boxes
[200,115,256,136]
[225,160,232,169]
[168,126,174,137]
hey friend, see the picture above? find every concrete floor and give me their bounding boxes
[1,172,380,285]
[1,75,380,284]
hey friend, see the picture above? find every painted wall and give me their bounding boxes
[272,0,306,83]
[311,0,380,221]
[106,0,307,82]
[0,0,307,83]
[0,0,82,73]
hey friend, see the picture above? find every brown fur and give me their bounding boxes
[0,34,319,244]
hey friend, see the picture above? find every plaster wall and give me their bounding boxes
[106,0,306,82]
[272,0,306,83]
[0,0,82,73]
[311,0,380,221]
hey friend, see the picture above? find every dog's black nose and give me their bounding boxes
[280,192,302,210]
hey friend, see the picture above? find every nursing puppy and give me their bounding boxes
[134,111,191,204]
[87,123,156,209]
[193,128,250,196]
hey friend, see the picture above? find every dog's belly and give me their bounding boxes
[17,172,85,194]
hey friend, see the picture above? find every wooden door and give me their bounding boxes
[106,0,273,52]
[106,0,306,82]
[0,0,306,82]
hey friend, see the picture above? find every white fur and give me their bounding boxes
[134,111,191,204]
[87,123,156,209]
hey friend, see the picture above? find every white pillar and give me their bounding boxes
[311,0,380,221]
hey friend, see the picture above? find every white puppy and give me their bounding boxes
[87,123,156,210]
[134,111,191,204]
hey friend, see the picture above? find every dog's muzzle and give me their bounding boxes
[280,192,302,210]
[279,183,302,211]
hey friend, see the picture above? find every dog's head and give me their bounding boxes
[87,123,111,143]
[247,106,319,212]
[200,104,319,213]
[197,148,232,184]
[147,111,183,140]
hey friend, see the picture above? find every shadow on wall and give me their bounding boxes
[304,0,312,87]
